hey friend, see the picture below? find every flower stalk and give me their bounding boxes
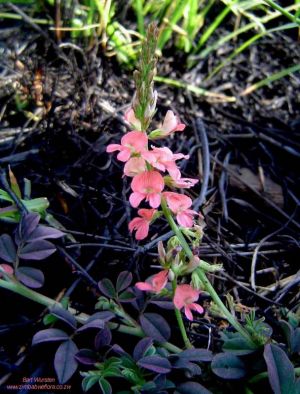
[160,198,253,344]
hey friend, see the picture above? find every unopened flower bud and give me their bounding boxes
[168,270,175,281]
[184,256,201,274]
[158,241,166,264]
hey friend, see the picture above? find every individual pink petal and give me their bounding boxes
[117,148,131,162]
[129,192,145,208]
[190,303,204,314]
[184,306,194,321]
[176,211,194,228]
[135,222,150,240]
[106,144,122,153]
[135,282,154,291]
[124,157,147,177]
[121,131,148,153]
[148,193,161,208]
[124,108,141,130]
[138,208,157,221]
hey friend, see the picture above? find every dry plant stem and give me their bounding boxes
[0,278,181,354]
[160,199,254,345]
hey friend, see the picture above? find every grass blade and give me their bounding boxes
[241,63,300,96]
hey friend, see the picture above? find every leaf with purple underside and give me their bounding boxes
[19,240,56,260]
[16,267,44,288]
[32,328,69,345]
[140,313,171,343]
[0,234,17,263]
[138,355,171,374]
[54,339,78,384]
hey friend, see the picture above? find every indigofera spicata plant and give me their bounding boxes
[1,22,300,394]
[106,22,252,349]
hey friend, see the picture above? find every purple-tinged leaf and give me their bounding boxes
[49,304,77,329]
[27,225,65,242]
[77,319,105,332]
[138,355,171,374]
[75,349,98,366]
[140,313,171,343]
[211,353,246,380]
[86,311,115,323]
[32,328,69,345]
[18,213,40,243]
[16,267,44,288]
[116,271,132,293]
[118,289,136,303]
[133,337,153,362]
[178,348,213,362]
[54,339,78,384]
[19,240,56,260]
[263,343,296,394]
[173,359,202,376]
[0,234,16,263]
[94,326,112,350]
[292,328,300,353]
[110,344,128,356]
[175,381,212,394]
[98,278,116,298]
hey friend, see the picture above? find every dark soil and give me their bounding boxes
[0,9,299,393]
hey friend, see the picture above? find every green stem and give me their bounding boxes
[248,367,300,384]
[263,0,300,24]
[160,198,254,344]
[171,279,193,349]
[0,278,181,354]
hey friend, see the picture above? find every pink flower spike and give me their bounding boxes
[124,157,147,177]
[174,284,203,321]
[161,110,185,136]
[124,108,142,130]
[106,131,148,162]
[135,270,168,294]
[128,208,157,240]
[130,171,164,208]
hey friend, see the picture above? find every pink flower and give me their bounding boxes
[130,171,165,208]
[162,111,185,134]
[173,284,203,321]
[135,270,168,293]
[106,131,148,162]
[0,264,14,277]
[124,157,147,177]
[149,111,186,139]
[163,192,198,227]
[128,208,157,240]
[165,176,199,189]
[124,108,142,130]
[142,146,188,180]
